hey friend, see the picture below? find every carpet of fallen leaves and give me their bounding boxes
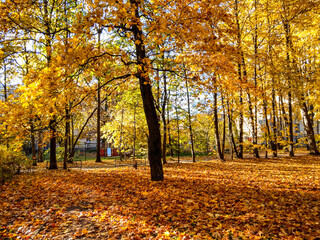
[1,155,320,239]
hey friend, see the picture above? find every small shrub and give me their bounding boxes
[0,145,32,184]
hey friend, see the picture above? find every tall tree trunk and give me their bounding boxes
[239,88,244,159]
[31,121,37,166]
[266,0,278,157]
[280,93,291,151]
[69,114,74,162]
[175,88,181,163]
[167,92,174,158]
[262,94,271,158]
[227,100,239,158]
[63,0,70,169]
[161,60,168,164]
[131,0,163,181]
[133,102,137,161]
[301,101,320,155]
[241,47,259,158]
[235,0,243,159]
[247,91,260,158]
[119,107,124,160]
[283,20,294,157]
[96,78,102,162]
[63,108,70,169]
[96,29,102,163]
[185,71,195,162]
[37,130,43,162]
[3,63,9,148]
[271,85,278,157]
[222,96,226,158]
[213,91,224,161]
[49,119,57,169]
[252,0,260,158]
[288,92,294,156]
[44,0,57,169]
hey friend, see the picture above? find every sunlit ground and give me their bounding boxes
[1,154,319,239]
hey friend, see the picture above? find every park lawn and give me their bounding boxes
[0,155,319,239]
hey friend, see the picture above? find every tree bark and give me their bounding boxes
[283,19,294,157]
[3,63,9,148]
[96,30,102,163]
[213,91,224,161]
[119,107,124,161]
[167,91,174,158]
[31,121,37,166]
[239,88,244,159]
[301,101,319,155]
[44,0,57,169]
[235,0,243,159]
[161,60,168,164]
[252,1,260,158]
[271,85,278,157]
[131,0,163,181]
[63,108,70,169]
[175,88,181,163]
[185,71,195,162]
[49,119,58,169]
[37,130,43,162]
[288,92,294,156]
[262,94,271,158]
[227,100,239,158]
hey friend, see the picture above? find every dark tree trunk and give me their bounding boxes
[4,63,9,148]
[31,122,37,166]
[37,130,43,162]
[63,0,70,168]
[131,0,163,181]
[227,100,239,158]
[222,98,226,158]
[161,63,168,164]
[301,102,320,155]
[133,101,138,161]
[280,93,289,149]
[185,72,195,162]
[235,0,243,159]
[241,47,259,158]
[167,90,174,158]
[63,108,70,169]
[213,91,224,161]
[266,1,278,157]
[175,88,181,164]
[271,86,278,157]
[96,79,102,162]
[252,0,260,158]
[49,119,58,169]
[69,115,74,162]
[239,88,244,159]
[288,92,294,156]
[119,107,124,161]
[44,0,57,169]
[96,30,102,163]
[263,96,271,158]
[283,19,294,157]
[247,92,260,158]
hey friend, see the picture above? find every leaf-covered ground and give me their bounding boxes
[1,155,320,239]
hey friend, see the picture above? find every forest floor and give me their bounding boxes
[1,154,320,239]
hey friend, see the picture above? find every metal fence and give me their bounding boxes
[42,142,147,169]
